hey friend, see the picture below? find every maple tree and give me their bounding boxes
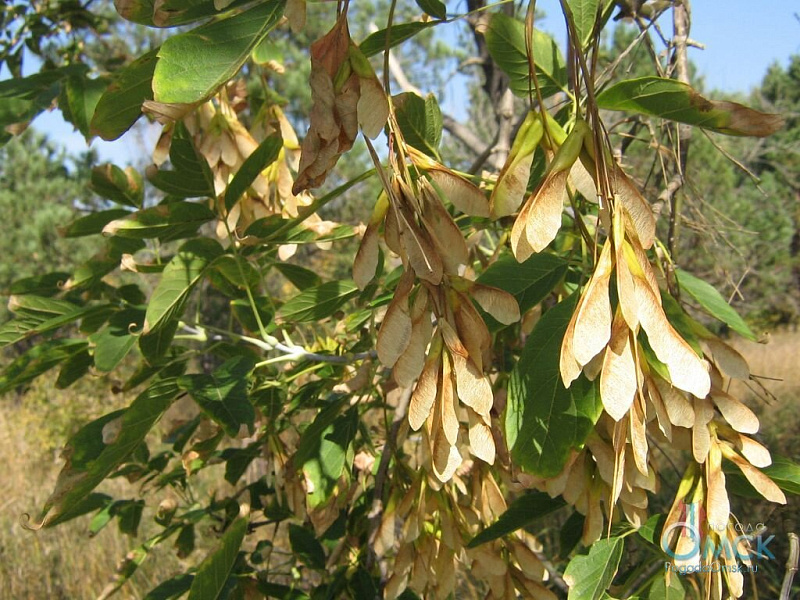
[1,0,798,598]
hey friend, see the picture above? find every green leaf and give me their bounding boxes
[89,308,145,372]
[674,269,756,340]
[415,0,446,19]
[211,254,261,291]
[91,49,158,141]
[257,581,310,600]
[38,378,180,527]
[0,65,86,143]
[144,238,224,334]
[477,252,568,316]
[139,319,180,363]
[153,0,286,105]
[63,209,132,237]
[116,0,253,28]
[187,509,249,600]
[637,513,666,545]
[485,13,568,99]
[272,262,322,291]
[90,164,144,208]
[393,92,443,158]
[103,201,216,239]
[566,0,612,47]
[56,349,94,388]
[359,22,436,58]
[277,280,359,323]
[221,444,262,485]
[467,491,565,548]
[563,537,624,600]
[506,294,603,477]
[143,574,195,600]
[179,355,256,437]
[0,339,88,394]
[225,134,282,211]
[60,75,108,138]
[596,77,783,137]
[295,403,358,508]
[289,523,326,570]
[647,572,684,600]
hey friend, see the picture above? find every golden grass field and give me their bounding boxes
[0,330,797,599]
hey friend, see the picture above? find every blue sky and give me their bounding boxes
[31,1,800,163]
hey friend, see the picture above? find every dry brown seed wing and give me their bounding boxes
[560,302,583,387]
[428,169,490,218]
[408,340,442,430]
[612,167,656,249]
[711,391,759,434]
[471,284,521,325]
[721,446,786,504]
[654,377,695,427]
[523,169,569,253]
[396,204,444,284]
[636,275,711,398]
[467,407,496,464]
[439,352,459,445]
[600,312,638,421]
[645,377,673,441]
[393,307,433,388]
[357,76,389,139]
[572,240,614,367]
[706,443,730,529]
[420,185,469,273]
[491,150,536,218]
[736,435,772,468]
[692,397,714,463]
[431,423,462,483]
[630,395,649,475]
[704,339,750,381]
[353,221,380,290]
[376,271,415,367]
[453,299,492,372]
[510,193,537,263]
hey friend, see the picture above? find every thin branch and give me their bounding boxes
[781,533,799,600]
[182,324,376,365]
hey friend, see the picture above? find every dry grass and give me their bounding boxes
[0,378,183,600]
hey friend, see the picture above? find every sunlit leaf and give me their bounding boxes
[596,77,783,137]
[153,0,286,104]
[674,269,756,340]
[563,537,624,600]
[186,508,249,600]
[485,13,568,99]
[224,134,282,211]
[276,280,359,323]
[506,294,603,476]
[393,92,443,158]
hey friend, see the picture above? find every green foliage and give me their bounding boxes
[0,2,795,600]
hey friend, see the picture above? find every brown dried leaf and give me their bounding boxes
[645,378,672,441]
[453,299,491,372]
[431,425,462,483]
[357,76,389,139]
